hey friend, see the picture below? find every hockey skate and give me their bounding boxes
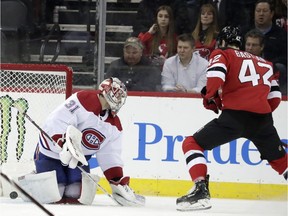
[176,175,211,211]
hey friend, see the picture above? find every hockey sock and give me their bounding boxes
[269,154,288,176]
[182,136,207,181]
[103,167,123,181]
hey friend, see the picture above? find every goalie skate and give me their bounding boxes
[176,175,211,211]
[110,177,145,207]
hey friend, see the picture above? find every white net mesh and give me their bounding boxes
[0,65,72,165]
[0,70,67,94]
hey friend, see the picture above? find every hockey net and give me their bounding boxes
[0,63,73,196]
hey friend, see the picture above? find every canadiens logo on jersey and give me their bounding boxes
[82,128,105,150]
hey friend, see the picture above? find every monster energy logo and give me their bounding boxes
[0,95,29,164]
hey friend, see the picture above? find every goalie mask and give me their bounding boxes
[217,26,243,48]
[99,77,127,116]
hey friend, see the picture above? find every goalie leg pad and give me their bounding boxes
[18,170,61,203]
[78,172,100,205]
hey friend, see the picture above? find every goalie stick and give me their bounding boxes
[0,172,54,216]
[13,106,120,205]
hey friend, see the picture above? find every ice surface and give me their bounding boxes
[0,194,287,216]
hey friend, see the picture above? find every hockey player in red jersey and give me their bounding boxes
[176,26,287,211]
[18,77,145,206]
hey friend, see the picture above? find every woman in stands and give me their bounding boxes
[138,5,177,68]
[192,3,219,60]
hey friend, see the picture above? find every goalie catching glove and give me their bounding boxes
[59,125,88,169]
[109,176,145,207]
[201,86,222,114]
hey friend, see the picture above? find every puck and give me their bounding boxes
[10,191,18,199]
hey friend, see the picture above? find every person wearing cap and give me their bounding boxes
[105,37,162,91]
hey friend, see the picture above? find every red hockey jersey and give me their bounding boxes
[206,48,282,114]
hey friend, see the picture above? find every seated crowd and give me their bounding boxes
[106,0,287,95]
[1,0,286,95]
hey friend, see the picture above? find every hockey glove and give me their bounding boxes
[201,87,222,114]
[59,125,88,169]
[109,176,145,207]
[59,143,78,168]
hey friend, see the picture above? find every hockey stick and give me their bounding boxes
[13,107,119,205]
[0,172,54,216]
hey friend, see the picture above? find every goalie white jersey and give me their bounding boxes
[35,90,124,172]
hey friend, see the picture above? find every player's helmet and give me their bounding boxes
[217,26,243,47]
[99,77,127,116]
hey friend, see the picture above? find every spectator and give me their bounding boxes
[248,0,287,95]
[138,5,177,68]
[252,0,287,61]
[244,29,265,56]
[161,34,208,93]
[192,3,219,60]
[132,0,192,37]
[105,37,161,91]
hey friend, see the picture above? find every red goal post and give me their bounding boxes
[0,64,73,196]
